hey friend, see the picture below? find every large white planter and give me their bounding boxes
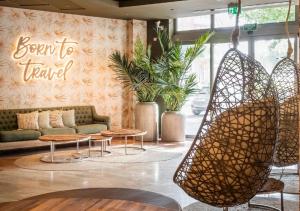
[135,102,159,142]
[161,111,186,142]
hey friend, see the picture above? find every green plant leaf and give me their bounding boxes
[157,29,214,111]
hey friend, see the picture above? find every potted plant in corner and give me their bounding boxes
[109,38,160,142]
[157,29,213,142]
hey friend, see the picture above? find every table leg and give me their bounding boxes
[88,139,91,157]
[77,141,79,153]
[50,142,54,163]
[141,135,144,149]
[125,136,127,155]
[101,141,104,157]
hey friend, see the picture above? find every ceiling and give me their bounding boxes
[0,0,293,19]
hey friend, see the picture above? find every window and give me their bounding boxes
[214,4,296,28]
[176,15,210,31]
[181,44,210,136]
[255,38,295,74]
[213,42,248,77]
[177,4,296,31]
[242,5,295,25]
[214,12,243,28]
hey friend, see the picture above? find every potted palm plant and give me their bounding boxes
[157,29,213,142]
[110,38,160,142]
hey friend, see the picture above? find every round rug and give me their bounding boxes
[184,196,298,211]
[14,147,182,171]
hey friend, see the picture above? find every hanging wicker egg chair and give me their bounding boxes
[272,57,299,167]
[173,1,278,208]
[173,47,278,208]
[271,0,299,167]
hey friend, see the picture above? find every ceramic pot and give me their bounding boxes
[161,111,185,142]
[135,102,159,142]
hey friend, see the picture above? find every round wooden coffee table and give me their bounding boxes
[39,134,91,163]
[89,134,112,157]
[101,129,147,155]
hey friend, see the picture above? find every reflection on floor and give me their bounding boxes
[0,140,298,210]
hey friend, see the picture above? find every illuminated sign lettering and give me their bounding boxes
[12,36,78,81]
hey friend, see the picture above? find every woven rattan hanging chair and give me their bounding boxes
[271,0,299,168]
[173,1,278,208]
[272,57,299,167]
[173,47,278,208]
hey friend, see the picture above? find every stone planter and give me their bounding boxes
[135,102,159,142]
[161,111,185,142]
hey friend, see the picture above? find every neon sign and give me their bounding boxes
[12,36,78,81]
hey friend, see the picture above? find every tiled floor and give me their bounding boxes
[0,141,299,210]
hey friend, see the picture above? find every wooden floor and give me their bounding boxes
[0,188,181,211]
[0,198,174,211]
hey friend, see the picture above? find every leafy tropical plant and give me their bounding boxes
[156,29,214,111]
[109,38,160,102]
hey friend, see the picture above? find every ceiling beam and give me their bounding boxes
[119,0,187,7]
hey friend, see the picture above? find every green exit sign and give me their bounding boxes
[243,23,257,31]
[228,3,239,15]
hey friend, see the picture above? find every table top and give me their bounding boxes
[39,134,91,142]
[0,198,174,211]
[101,128,147,137]
[89,134,112,141]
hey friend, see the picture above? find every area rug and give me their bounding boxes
[14,146,182,171]
[184,196,299,211]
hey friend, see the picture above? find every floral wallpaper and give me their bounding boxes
[0,6,146,129]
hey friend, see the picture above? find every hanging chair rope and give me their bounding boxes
[231,0,241,48]
[285,0,293,58]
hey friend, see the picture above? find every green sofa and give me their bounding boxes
[0,105,110,142]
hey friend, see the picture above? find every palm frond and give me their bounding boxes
[110,38,161,102]
[156,29,214,111]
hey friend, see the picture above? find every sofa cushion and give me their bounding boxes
[62,110,76,127]
[75,124,107,134]
[38,111,51,129]
[50,110,64,128]
[0,130,41,142]
[17,111,39,130]
[40,127,76,135]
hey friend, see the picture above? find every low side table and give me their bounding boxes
[101,129,147,155]
[89,134,112,157]
[39,134,91,163]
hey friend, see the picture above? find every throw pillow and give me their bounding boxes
[62,109,76,127]
[17,111,39,130]
[50,110,64,128]
[38,111,51,129]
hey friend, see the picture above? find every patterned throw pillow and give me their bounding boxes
[49,110,64,128]
[17,111,39,130]
[38,111,51,129]
[62,110,76,127]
